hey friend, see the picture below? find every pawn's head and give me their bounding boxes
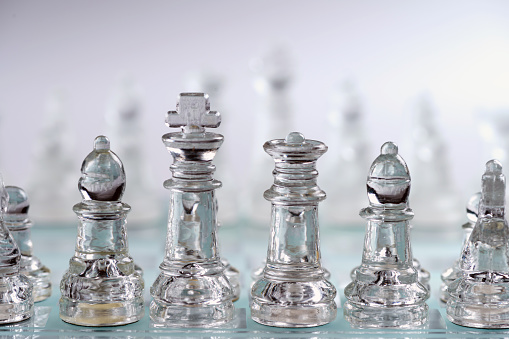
[5,186,29,216]
[0,174,8,215]
[366,142,411,208]
[78,136,126,202]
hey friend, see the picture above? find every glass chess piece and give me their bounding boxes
[409,94,462,231]
[0,174,33,324]
[250,132,337,327]
[244,44,295,227]
[447,160,509,328]
[251,260,331,288]
[27,90,78,225]
[4,186,51,302]
[150,93,234,327]
[320,80,370,228]
[59,136,144,326]
[185,71,241,300]
[440,192,480,303]
[105,76,161,227]
[344,142,429,328]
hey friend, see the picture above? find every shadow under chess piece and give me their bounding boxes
[344,142,429,328]
[440,192,480,303]
[59,136,144,326]
[250,132,337,328]
[4,186,51,302]
[150,93,234,327]
[0,175,33,324]
[447,160,509,328]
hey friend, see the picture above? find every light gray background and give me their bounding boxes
[1,0,509,201]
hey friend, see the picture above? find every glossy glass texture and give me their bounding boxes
[440,192,480,302]
[4,186,51,302]
[59,136,144,326]
[0,175,33,324]
[344,142,429,328]
[447,160,509,328]
[150,93,234,328]
[250,132,337,328]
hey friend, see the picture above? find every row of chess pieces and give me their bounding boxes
[0,92,505,330]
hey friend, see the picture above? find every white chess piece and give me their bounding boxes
[105,77,160,227]
[244,44,295,227]
[26,90,78,225]
[320,80,370,228]
[409,94,462,231]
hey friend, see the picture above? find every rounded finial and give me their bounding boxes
[93,136,110,151]
[79,136,125,201]
[381,142,398,155]
[486,159,503,174]
[285,132,305,144]
[5,186,29,215]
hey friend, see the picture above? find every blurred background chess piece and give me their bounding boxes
[26,90,78,226]
[105,76,161,227]
[408,93,462,234]
[320,80,370,228]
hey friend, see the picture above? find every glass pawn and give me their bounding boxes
[150,93,234,327]
[447,160,509,328]
[4,186,51,302]
[59,136,144,326]
[440,192,480,303]
[250,132,337,327]
[0,175,33,324]
[344,142,429,328]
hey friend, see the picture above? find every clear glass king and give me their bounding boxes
[447,160,509,328]
[344,142,429,328]
[59,136,144,326]
[0,175,33,324]
[150,93,234,327]
[4,186,51,302]
[250,132,337,327]
[440,192,480,303]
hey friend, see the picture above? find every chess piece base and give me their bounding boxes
[447,279,509,329]
[59,297,144,326]
[223,260,240,302]
[344,301,429,328]
[150,270,235,327]
[250,279,337,327]
[0,275,33,324]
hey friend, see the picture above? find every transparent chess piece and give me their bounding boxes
[0,174,33,324]
[244,44,295,227]
[447,160,509,328]
[320,80,370,228]
[106,77,161,227]
[150,93,234,327]
[440,192,480,303]
[250,132,337,327]
[59,136,144,326]
[409,94,462,231]
[27,90,78,225]
[344,142,429,328]
[251,260,331,288]
[4,186,51,302]
[186,71,241,300]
